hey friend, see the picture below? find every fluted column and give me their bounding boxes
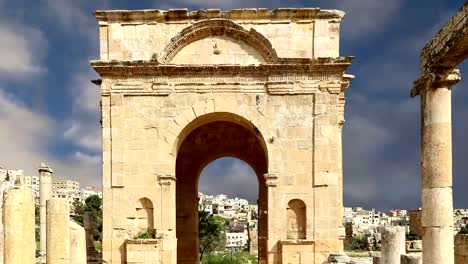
[39,164,53,257]
[416,69,460,264]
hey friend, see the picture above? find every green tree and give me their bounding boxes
[199,210,226,261]
[72,195,103,245]
[459,225,468,235]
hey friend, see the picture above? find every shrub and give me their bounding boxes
[133,231,154,239]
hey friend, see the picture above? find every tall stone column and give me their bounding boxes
[3,187,35,264]
[419,69,460,264]
[47,198,70,264]
[70,221,87,264]
[39,163,53,257]
[379,226,405,264]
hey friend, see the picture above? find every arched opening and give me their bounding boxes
[287,199,306,240]
[175,113,268,263]
[198,158,258,256]
[136,198,154,234]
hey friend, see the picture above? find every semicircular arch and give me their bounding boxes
[160,19,278,64]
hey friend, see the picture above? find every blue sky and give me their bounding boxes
[0,0,466,211]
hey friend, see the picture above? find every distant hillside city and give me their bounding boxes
[0,167,102,212]
[198,191,468,253]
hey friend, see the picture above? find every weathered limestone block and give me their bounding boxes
[70,221,87,264]
[327,252,350,263]
[39,164,53,257]
[3,187,35,264]
[126,239,162,264]
[47,198,70,264]
[379,226,405,264]
[400,254,422,264]
[455,234,468,264]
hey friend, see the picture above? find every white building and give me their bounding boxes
[226,231,248,252]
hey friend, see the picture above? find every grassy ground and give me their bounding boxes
[201,252,258,264]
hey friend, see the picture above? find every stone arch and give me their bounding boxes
[287,199,306,240]
[136,198,154,234]
[160,19,278,64]
[175,112,269,263]
[167,99,276,162]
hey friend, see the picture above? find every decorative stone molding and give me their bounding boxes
[160,19,278,63]
[94,8,345,24]
[267,81,319,94]
[157,174,176,186]
[264,173,279,187]
[91,57,353,78]
[411,69,461,97]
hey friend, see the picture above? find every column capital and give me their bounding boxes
[264,173,278,187]
[38,163,53,174]
[411,69,461,97]
[157,174,176,186]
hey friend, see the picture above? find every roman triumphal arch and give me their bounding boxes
[91,8,354,264]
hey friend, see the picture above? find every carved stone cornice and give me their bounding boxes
[264,173,279,187]
[157,174,176,186]
[94,8,345,24]
[411,69,461,97]
[90,57,353,78]
[340,74,355,93]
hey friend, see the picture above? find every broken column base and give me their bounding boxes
[401,254,422,264]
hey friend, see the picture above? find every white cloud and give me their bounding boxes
[62,68,101,153]
[199,157,258,201]
[44,0,90,32]
[0,21,46,78]
[0,90,101,187]
[63,120,101,152]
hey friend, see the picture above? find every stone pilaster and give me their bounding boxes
[39,163,53,258]
[47,198,70,264]
[157,174,177,264]
[414,69,460,264]
[3,187,35,264]
[264,173,279,263]
[158,174,176,232]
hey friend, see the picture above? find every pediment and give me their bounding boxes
[170,36,265,65]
